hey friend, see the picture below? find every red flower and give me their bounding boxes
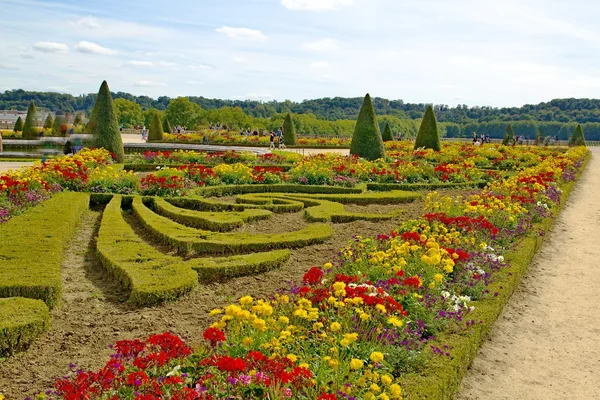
[303,267,324,285]
[203,327,226,345]
[318,394,338,400]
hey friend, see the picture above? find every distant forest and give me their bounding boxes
[2,89,600,140]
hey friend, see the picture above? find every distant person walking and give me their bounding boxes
[269,131,275,149]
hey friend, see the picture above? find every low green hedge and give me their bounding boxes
[132,197,333,255]
[181,250,291,282]
[0,297,50,356]
[0,192,89,308]
[297,190,420,204]
[399,154,590,399]
[194,184,362,197]
[166,196,247,212]
[97,196,198,307]
[366,182,487,192]
[150,197,272,231]
[234,196,305,213]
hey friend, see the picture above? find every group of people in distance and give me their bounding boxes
[472,132,491,146]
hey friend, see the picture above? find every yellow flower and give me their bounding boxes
[279,316,290,325]
[330,322,341,332]
[434,273,444,283]
[287,354,299,363]
[381,374,393,386]
[209,308,223,316]
[370,383,381,393]
[299,363,309,369]
[239,295,253,305]
[387,316,403,328]
[328,358,340,368]
[389,384,402,398]
[242,337,253,346]
[252,318,267,331]
[375,304,387,313]
[370,351,384,363]
[323,262,333,268]
[378,394,390,400]
[350,358,364,370]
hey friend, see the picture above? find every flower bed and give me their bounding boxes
[39,146,589,399]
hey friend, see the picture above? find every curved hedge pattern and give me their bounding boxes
[0,297,50,356]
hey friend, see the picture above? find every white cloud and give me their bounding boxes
[281,0,353,11]
[20,54,34,59]
[189,64,211,70]
[0,64,19,70]
[32,42,69,53]
[68,16,102,29]
[216,26,266,41]
[128,60,154,66]
[74,41,118,55]
[233,57,246,63]
[186,80,202,85]
[309,61,329,69]
[134,80,166,87]
[302,38,339,52]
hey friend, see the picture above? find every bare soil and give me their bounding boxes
[456,148,600,400]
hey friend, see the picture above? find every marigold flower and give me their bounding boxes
[239,295,253,305]
[350,358,364,370]
[370,351,384,363]
[330,322,341,332]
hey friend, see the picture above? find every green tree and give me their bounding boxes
[148,113,164,142]
[22,101,37,139]
[502,124,515,145]
[166,97,204,128]
[282,113,297,145]
[88,81,124,162]
[114,98,143,128]
[52,114,64,137]
[143,108,164,128]
[13,116,23,132]
[73,113,83,126]
[162,117,173,134]
[43,113,54,130]
[414,105,441,151]
[382,122,393,141]
[571,124,586,146]
[350,94,385,160]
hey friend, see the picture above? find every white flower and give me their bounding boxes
[167,365,181,377]
[497,256,504,262]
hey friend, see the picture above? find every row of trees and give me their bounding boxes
[3,90,600,125]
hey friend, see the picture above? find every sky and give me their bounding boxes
[1,0,600,107]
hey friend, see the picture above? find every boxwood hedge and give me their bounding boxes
[0,297,50,356]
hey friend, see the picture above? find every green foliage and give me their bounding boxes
[13,116,23,132]
[350,94,386,161]
[571,124,586,146]
[166,97,205,128]
[143,108,164,128]
[148,112,164,142]
[367,182,487,191]
[0,297,50,356]
[43,113,53,129]
[73,113,83,126]
[88,81,125,162]
[502,124,515,145]
[194,184,362,197]
[96,196,198,306]
[114,98,144,128]
[163,117,173,134]
[52,114,64,137]
[22,101,37,139]
[283,113,297,145]
[0,192,89,308]
[382,122,393,141]
[414,106,441,151]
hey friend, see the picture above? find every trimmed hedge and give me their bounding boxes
[294,190,420,205]
[367,182,487,192]
[234,196,305,213]
[166,196,248,212]
[182,250,291,282]
[350,93,386,161]
[194,184,362,197]
[399,153,590,399]
[414,105,441,151]
[150,197,272,231]
[131,197,333,255]
[0,192,89,308]
[96,196,198,306]
[0,297,50,356]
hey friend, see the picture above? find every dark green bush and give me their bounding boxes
[283,113,297,146]
[88,81,125,162]
[13,116,24,132]
[148,112,164,142]
[414,106,441,151]
[43,114,53,130]
[571,124,586,146]
[502,124,515,145]
[350,93,385,160]
[382,122,393,141]
[162,117,173,134]
[22,101,37,140]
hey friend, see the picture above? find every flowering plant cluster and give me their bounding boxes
[41,146,588,399]
[129,150,290,166]
[162,133,351,148]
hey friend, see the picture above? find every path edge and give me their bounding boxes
[399,151,592,399]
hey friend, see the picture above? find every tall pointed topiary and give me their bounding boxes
[162,117,173,134]
[89,81,124,162]
[414,106,441,151]
[73,113,82,126]
[22,101,37,139]
[502,124,515,146]
[148,113,164,142]
[350,94,385,160]
[52,114,64,137]
[13,117,24,132]
[382,122,393,142]
[571,124,586,147]
[283,113,297,146]
[43,114,54,130]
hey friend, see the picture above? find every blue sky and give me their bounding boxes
[1,0,600,107]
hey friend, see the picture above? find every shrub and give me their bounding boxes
[414,105,441,151]
[88,81,125,162]
[163,117,173,134]
[502,124,515,145]
[350,93,386,160]
[382,122,394,141]
[0,297,50,356]
[283,113,297,146]
[148,112,164,142]
[73,113,82,126]
[13,116,24,132]
[52,114,64,137]
[22,101,37,140]
[571,124,586,147]
[43,114,54,130]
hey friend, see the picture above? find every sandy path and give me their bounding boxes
[0,162,33,173]
[456,147,600,400]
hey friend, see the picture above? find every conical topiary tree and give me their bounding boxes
[350,93,385,160]
[13,116,24,132]
[88,81,124,162]
[148,113,164,142]
[283,113,297,146]
[73,113,82,126]
[502,124,515,145]
[382,122,393,141]
[22,101,37,139]
[162,117,173,134]
[414,106,441,151]
[571,124,586,147]
[52,115,64,137]
[44,114,54,130]
[534,128,543,146]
